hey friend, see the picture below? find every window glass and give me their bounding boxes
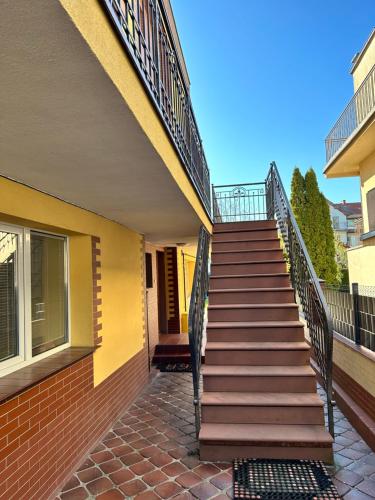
[31,232,67,356]
[367,188,375,232]
[145,252,153,289]
[0,231,18,362]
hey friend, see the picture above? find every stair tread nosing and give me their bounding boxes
[202,365,315,376]
[210,272,289,278]
[211,259,285,266]
[213,249,282,254]
[208,303,298,309]
[207,320,303,329]
[209,287,293,293]
[205,341,310,351]
[213,228,277,235]
[199,423,333,446]
[201,392,324,407]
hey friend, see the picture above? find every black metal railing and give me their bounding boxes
[212,182,267,223]
[325,63,375,162]
[101,0,211,214]
[324,283,375,351]
[266,162,334,436]
[188,225,210,437]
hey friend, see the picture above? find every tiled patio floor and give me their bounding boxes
[58,372,375,499]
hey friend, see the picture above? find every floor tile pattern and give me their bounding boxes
[57,372,375,499]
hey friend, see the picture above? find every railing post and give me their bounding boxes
[352,282,361,345]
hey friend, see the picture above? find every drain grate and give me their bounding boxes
[233,458,340,499]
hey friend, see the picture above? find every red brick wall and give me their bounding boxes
[0,348,149,499]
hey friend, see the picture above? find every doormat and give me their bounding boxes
[233,458,340,499]
[157,362,192,372]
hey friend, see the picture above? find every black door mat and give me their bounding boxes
[233,458,340,499]
[157,362,192,372]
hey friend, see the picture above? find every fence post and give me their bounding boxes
[352,282,361,345]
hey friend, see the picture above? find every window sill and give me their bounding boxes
[360,229,375,241]
[0,346,96,404]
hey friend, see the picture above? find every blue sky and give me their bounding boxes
[171,0,375,202]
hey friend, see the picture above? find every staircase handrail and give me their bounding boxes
[188,225,211,437]
[267,161,335,436]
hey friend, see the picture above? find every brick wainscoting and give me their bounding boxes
[0,348,149,499]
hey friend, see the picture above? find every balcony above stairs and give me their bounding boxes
[199,220,333,463]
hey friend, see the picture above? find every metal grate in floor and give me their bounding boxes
[233,458,341,499]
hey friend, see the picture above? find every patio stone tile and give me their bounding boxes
[335,453,355,468]
[357,479,375,497]
[61,476,80,492]
[86,477,113,495]
[210,473,232,490]
[131,438,153,450]
[111,444,133,457]
[335,469,364,487]
[175,472,201,488]
[77,458,95,471]
[130,460,156,475]
[344,490,374,499]
[340,449,367,460]
[134,491,161,500]
[109,468,135,485]
[91,451,114,464]
[169,447,190,459]
[333,479,351,497]
[120,452,144,466]
[189,482,219,499]
[350,463,375,477]
[119,479,147,496]
[103,437,124,448]
[180,455,201,470]
[172,493,195,500]
[143,470,169,486]
[154,481,183,498]
[77,467,102,483]
[139,428,160,438]
[140,445,162,458]
[100,459,124,474]
[161,462,189,477]
[60,487,89,500]
[194,464,221,479]
[92,444,106,453]
[149,434,169,445]
[149,452,174,467]
[96,490,125,500]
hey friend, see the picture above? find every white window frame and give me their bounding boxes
[0,222,70,376]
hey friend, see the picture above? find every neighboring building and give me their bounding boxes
[328,200,362,247]
[0,1,211,498]
[324,28,375,286]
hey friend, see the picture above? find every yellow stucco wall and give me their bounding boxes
[60,0,212,234]
[176,247,197,333]
[0,177,145,386]
[352,33,375,91]
[347,244,375,286]
[333,338,375,398]
[359,151,375,234]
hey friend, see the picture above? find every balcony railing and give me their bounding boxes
[325,63,375,162]
[101,0,211,214]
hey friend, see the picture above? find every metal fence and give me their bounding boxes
[325,63,375,162]
[212,182,267,223]
[324,283,375,351]
[101,0,211,213]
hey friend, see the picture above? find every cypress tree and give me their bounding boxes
[304,168,323,274]
[290,167,306,234]
[319,192,339,284]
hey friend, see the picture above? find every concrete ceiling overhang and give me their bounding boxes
[324,112,375,179]
[0,0,204,243]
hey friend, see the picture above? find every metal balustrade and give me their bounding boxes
[101,0,211,214]
[325,63,375,162]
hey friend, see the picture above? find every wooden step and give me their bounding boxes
[212,238,281,251]
[212,248,283,264]
[205,341,310,365]
[213,220,276,232]
[201,392,325,425]
[211,260,286,276]
[152,352,191,364]
[202,365,317,392]
[199,423,333,462]
[213,228,278,242]
[210,273,290,289]
[208,303,300,322]
[208,287,295,305]
[206,321,305,342]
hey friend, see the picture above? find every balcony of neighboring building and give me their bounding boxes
[0,0,212,245]
[324,30,375,179]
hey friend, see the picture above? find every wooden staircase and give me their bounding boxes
[199,220,333,462]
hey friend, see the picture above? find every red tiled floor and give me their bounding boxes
[57,373,375,499]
